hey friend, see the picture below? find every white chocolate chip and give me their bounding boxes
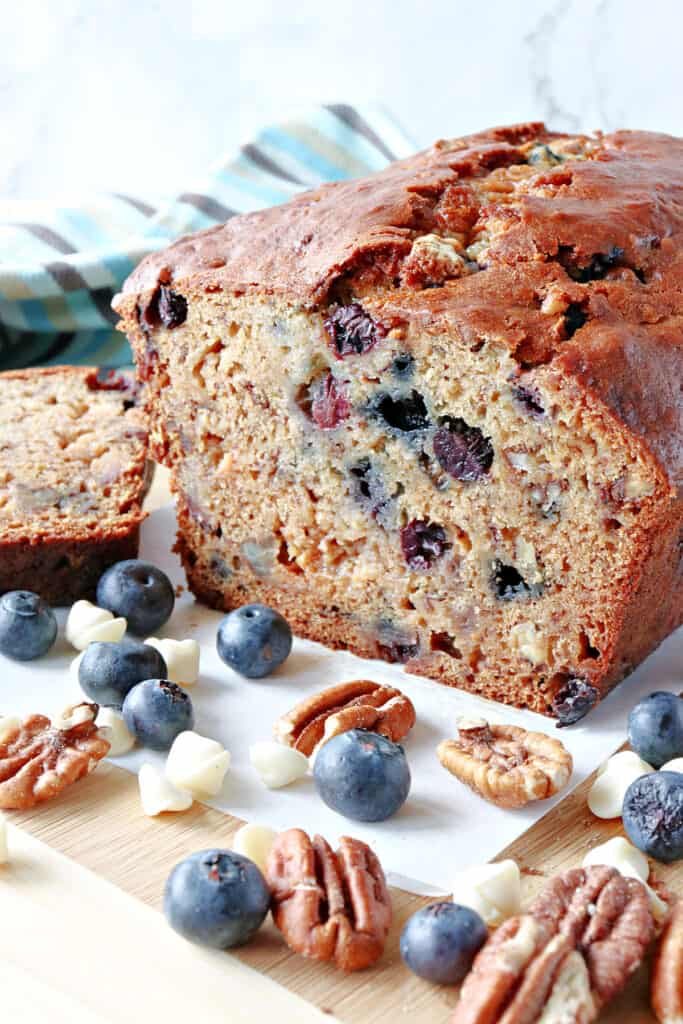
[249,741,309,789]
[96,708,136,757]
[0,813,8,865]
[232,823,278,872]
[145,638,200,686]
[165,731,231,798]
[451,859,521,926]
[65,600,126,650]
[588,751,654,819]
[52,703,94,731]
[510,622,549,666]
[138,763,193,816]
[661,757,683,773]
[583,836,649,882]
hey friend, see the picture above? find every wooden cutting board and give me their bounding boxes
[5,470,681,1023]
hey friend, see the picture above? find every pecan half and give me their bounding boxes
[437,717,572,808]
[451,865,655,1024]
[652,901,683,1024]
[0,704,110,810]
[273,679,416,756]
[265,828,391,972]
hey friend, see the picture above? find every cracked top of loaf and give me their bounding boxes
[115,121,683,490]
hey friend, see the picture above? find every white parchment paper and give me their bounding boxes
[4,505,681,894]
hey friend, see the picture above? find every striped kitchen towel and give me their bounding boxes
[0,105,414,371]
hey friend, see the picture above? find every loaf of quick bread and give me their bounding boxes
[114,122,683,724]
[0,367,149,604]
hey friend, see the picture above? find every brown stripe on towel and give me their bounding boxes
[324,104,397,163]
[240,144,304,185]
[18,223,78,255]
[178,193,236,222]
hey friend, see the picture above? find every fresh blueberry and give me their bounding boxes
[164,849,270,948]
[96,559,175,635]
[622,771,683,863]
[216,604,292,679]
[628,691,683,768]
[400,902,488,984]
[78,640,167,708]
[313,729,411,822]
[122,679,194,750]
[0,590,57,661]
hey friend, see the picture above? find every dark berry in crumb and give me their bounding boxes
[433,416,493,481]
[376,619,419,662]
[0,590,57,661]
[216,604,292,678]
[143,284,188,330]
[90,368,137,409]
[324,303,387,358]
[313,729,410,822]
[372,389,430,433]
[552,677,599,727]
[400,902,488,984]
[490,560,540,602]
[564,303,587,338]
[122,679,194,750]
[628,691,683,768]
[349,459,387,519]
[401,519,449,570]
[97,560,175,636]
[78,640,167,708]
[164,849,270,948]
[559,245,625,283]
[391,353,415,379]
[511,384,545,418]
[310,372,351,429]
[622,772,683,863]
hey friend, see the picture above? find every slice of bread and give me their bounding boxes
[0,366,150,604]
[114,123,683,723]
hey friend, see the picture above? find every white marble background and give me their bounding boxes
[3,0,682,201]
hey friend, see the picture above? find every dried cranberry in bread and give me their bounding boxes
[0,367,150,604]
[114,123,683,723]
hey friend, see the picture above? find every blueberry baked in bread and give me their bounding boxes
[0,367,149,604]
[114,122,683,723]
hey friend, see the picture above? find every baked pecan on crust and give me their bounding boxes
[451,866,655,1024]
[437,717,572,808]
[273,679,416,757]
[652,901,683,1024]
[0,704,110,810]
[265,827,392,971]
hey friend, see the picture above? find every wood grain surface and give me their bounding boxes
[6,467,682,1023]
[11,751,682,1024]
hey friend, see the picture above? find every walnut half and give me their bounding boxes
[437,717,572,808]
[265,828,392,972]
[652,901,683,1024]
[0,704,110,810]
[451,865,656,1024]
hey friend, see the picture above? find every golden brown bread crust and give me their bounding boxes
[115,122,683,719]
[0,366,150,605]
